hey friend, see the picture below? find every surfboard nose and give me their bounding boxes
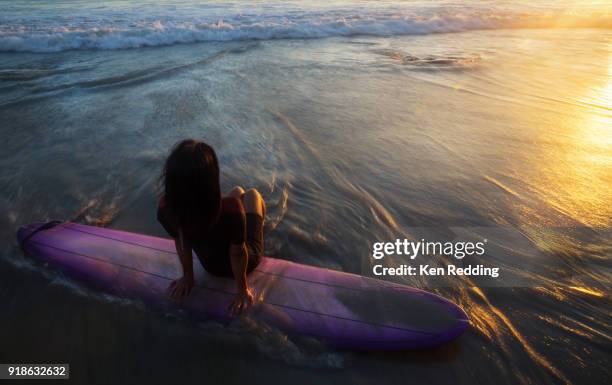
[454,301,470,323]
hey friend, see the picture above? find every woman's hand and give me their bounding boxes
[169,229,194,302]
[168,275,194,301]
[229,287,254,316]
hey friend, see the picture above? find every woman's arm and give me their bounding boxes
[168,228,195,300]
[229,242,253,315]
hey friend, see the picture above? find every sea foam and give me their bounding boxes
[0,2,609,52]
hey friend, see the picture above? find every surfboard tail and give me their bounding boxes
[17,221,63,248]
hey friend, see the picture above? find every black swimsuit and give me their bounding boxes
[157,196,263,277]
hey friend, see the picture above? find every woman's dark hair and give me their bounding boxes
[162,139,221,229]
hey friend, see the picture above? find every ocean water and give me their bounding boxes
[0,1,610,384]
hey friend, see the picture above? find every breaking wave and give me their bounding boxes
[0,2,610,53]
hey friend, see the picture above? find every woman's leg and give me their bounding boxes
[242,189,265,271]
[227,186,245,199]
[226,186,265,217]
[242,188,266,218]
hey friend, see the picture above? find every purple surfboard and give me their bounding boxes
[17,221,468,350]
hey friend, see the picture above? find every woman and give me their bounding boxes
[157,139,265,315]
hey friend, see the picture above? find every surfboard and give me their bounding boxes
[17,221,468,350]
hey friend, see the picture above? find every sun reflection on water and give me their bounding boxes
[525,54,612,228]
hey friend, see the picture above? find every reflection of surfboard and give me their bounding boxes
[17,222,468,350]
